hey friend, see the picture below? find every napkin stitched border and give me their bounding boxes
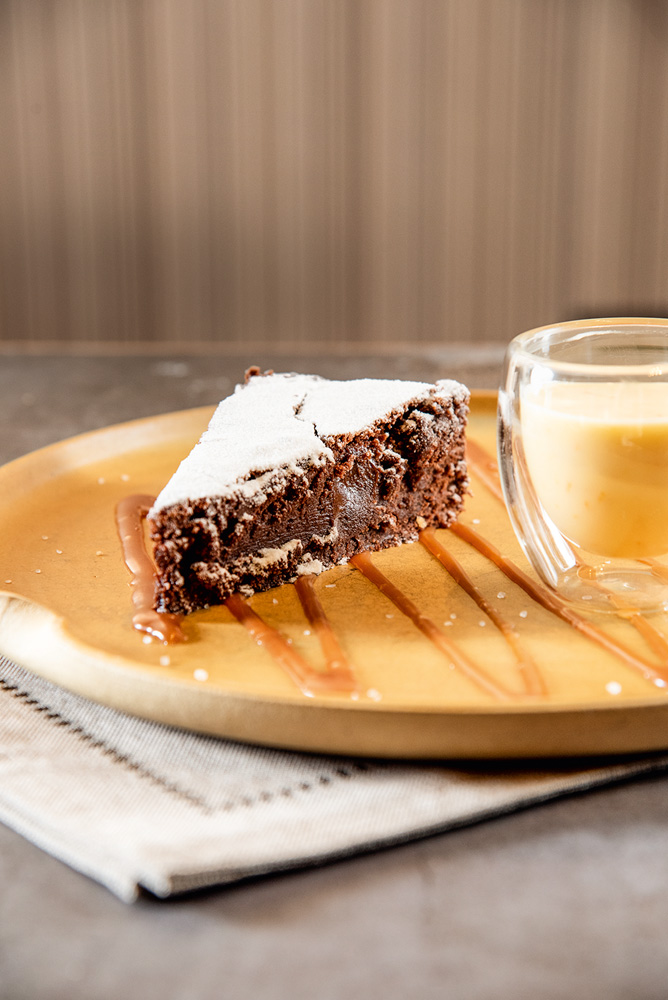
[2,654,668,902]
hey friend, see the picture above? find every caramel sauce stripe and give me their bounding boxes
[293,575,358,690]
[466,439,668,683]
[419,527,547,697]
[115,495,185,644]
[350,552,514,702]
[224,594,357,697]
[117,473,668,701]
[451,521,668,687]
[116,495,357,695]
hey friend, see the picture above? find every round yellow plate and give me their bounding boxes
[2,392,668,758]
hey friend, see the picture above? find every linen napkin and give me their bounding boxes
[1,653,666,903]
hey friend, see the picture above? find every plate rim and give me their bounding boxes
[2,390,668,758]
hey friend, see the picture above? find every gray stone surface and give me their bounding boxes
[1,348,666,1000]
[2,776,668,1000]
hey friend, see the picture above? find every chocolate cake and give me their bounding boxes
[149,370,470,614]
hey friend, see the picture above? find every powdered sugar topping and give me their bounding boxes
[150,372,467,513]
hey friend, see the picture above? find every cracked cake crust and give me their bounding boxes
[149,370,470,614]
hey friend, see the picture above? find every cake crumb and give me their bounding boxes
[149,371,469,613]
[366,688,382,701]
[497,592,506,599]
[34,569,41,574]
[519,610,528,618]
[194,668,209,682]
[41,535,49,541]
[605,681,622,695]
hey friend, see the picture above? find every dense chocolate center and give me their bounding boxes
[150,397,468,614]
[223,450,387,557]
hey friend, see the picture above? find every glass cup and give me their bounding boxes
[497,318,668,614]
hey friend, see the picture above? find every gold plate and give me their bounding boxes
[2,393,668,759]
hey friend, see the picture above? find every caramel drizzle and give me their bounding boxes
[466,439,505,503]
[115,495,185,644]
[600,588,668,661]
[293,575,358,689]
[118,469,668,701]
[419,527,547,696]
[450,521,668,687]
[224,593,357,697]
[466,440,668,672]
[351,551,514,701]
[620,612,668,662]
[115,496,356,694]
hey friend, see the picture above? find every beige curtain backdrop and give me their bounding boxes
[2,0,668,348]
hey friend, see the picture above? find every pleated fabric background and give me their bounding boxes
[2,0,668,349]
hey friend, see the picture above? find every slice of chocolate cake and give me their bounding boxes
[149,370,469,614]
